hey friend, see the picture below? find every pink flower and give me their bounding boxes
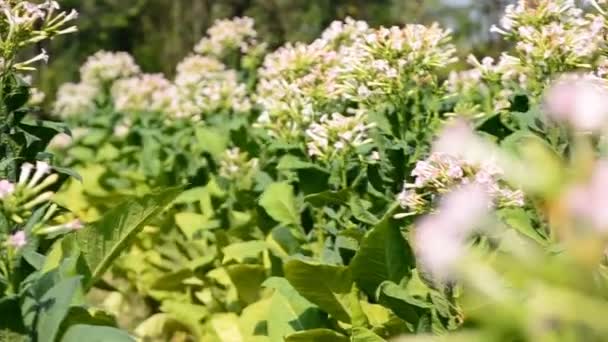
[414,184,491,280]
[0,180,15,199]
[544,74,608,132]
[566,161,608,231]
[7,231,27,249]
[65,219,84,231]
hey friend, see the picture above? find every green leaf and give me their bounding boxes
[304,189,350,207]
[285,329,349,342]
[222,241,268,263]
[0,297,27,337]
[77,187,182,288]
[36,277,82,342]
[61,324,134,342]
[284,259,352,322]
[173,187,206,204]
[226,264,266,304]
[208,313,244,342]
[498,208,547,246]
[350,207,414,297]
[195,126,228,158]
[175,212,208,239]
[351,327,386,342]
[277,155,325,171]
[259,182,300,226]
[160,301,208,337]
[263,277,324,341]
[377,281,431,324]
[239,299,271,342]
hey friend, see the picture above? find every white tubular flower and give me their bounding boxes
[0,180,15,199]
[0,1,77,72]
[80,51,141,86]
[23,191,53,210]
[36,218,84,236]
[28,161,51,188]
[218,147,258,180]
[18,162,34,185]
[305,111,375,161]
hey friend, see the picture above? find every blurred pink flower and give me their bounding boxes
[0,180,15,199]
[7,231,27,249]
[566,161,608,231]
[414,184,491,280]
[544,74,608,132]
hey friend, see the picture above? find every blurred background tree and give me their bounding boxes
[37,0,512,103]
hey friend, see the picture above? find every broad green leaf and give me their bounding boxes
[161,301,208,337]
[0,297,26,338]
[222,241,268,263]
[36,277,82,342]
[239,298,271,341]
[284,329,349,342]
[173,187,206,204]
[195,126,229,158]
[284,259,352,322]
[208,313,244,342]
[277,155,324,171]
[350,207,414,297]
[498,208,547,246]
[61,324,134,342]
[259,182,300,226]
[304,189,350,207]
[377,281,432,324]
[226,264,266,304]
[175,212,208,239]
[263,277,324,341]
[134,314,186,341]
[77,187,182,288]
[349,197,379,225]
[351,327,385,342]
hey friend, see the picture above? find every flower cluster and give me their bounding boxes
[1,161,83,251]
[80,51,141,86]
[490,0,605,65]
[112,74,176,114]
[305,111,375,161]
[194,17,261,58]
[0,1,78,71]
[448,0,608,121]
[218,148,259,180]
[54,18,259,122]
[336,23,457,105]
[172,55,251,118]
[255,41,338,139]
[396,152,524,216]
[53,82,100,119]
[255,18,456,141]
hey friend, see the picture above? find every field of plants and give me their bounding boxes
[4,0,608,341]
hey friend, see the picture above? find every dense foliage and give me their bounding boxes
[0,2,180,341]
[6,0,608,341]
